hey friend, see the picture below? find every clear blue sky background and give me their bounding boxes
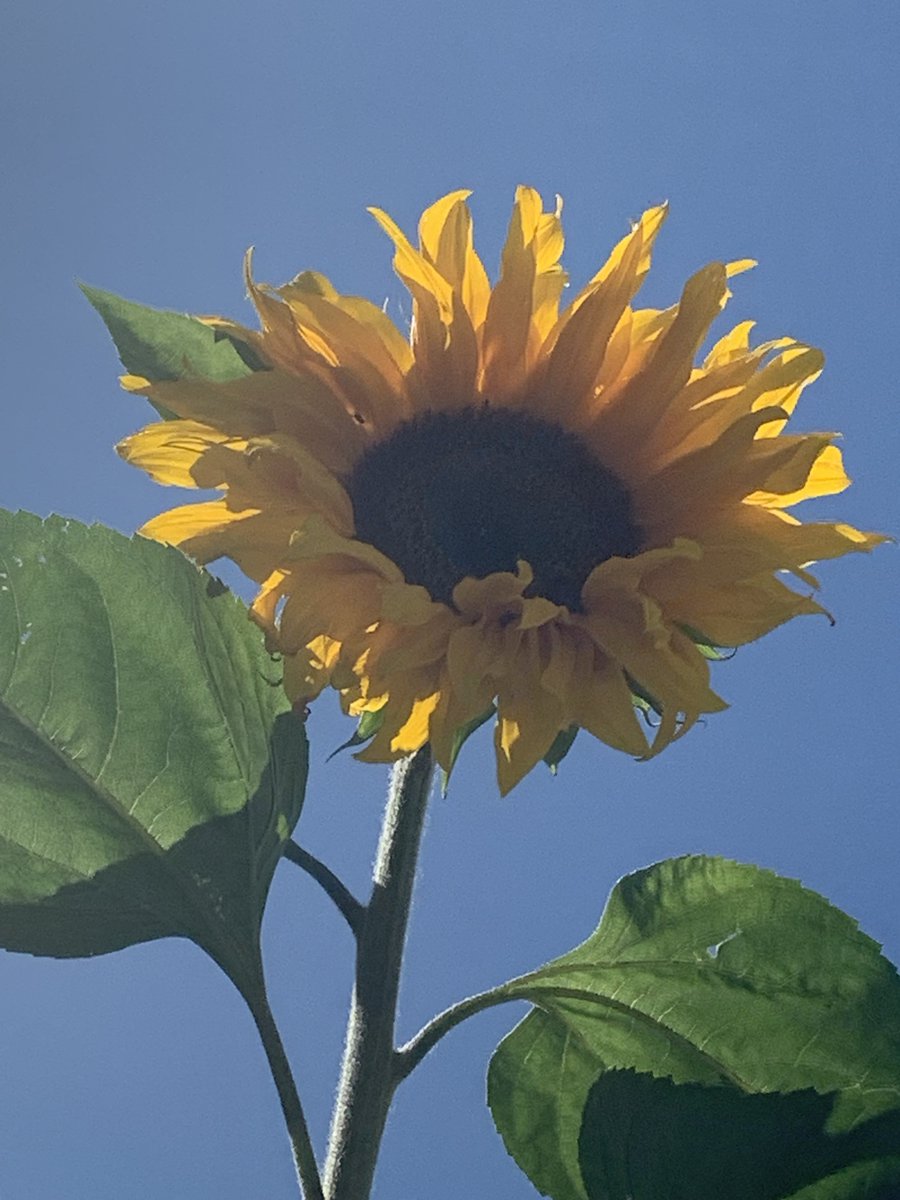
[2,2,898,1196]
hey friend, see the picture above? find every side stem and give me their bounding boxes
[323,745,434,1200]
[245,985,325,1200]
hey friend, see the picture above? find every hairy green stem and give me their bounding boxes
[395,984,516,1083]
[283,840,364,937]
[323,746,434,1200]
[246,986,325,1200]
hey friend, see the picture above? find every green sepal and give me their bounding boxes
[680,623,735,662]
[626,674,660,719]
[544,725,578,774]
[81,284,265,419]
[327,707,386,760]
[441,705,496,792]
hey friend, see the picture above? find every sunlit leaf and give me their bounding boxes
[0,511,306,997]
[488,856,900,1200]
[82,284,263,418]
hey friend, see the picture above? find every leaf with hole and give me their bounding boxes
[488,856,900,1200]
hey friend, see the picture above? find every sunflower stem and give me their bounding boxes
[323,746,434,1200]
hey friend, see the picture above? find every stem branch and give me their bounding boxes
[323,746,434,1200]
[394,985,517,1083]
[283,840,364,937]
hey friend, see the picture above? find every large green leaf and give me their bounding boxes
[578,1069,900,1200]
[81,284,264,418]
[488,856,900,1200]
[0,511,306,996]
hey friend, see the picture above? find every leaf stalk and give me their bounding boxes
[283,841,365,937]
[245,985,325,1200]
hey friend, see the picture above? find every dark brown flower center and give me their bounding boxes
[346,406,643,612]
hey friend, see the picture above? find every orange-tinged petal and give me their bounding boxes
[369,206,454,320]
[370,201,479,409]
[277,283,412,433]
[635,406,788,538]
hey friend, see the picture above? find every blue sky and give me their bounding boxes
[2,2,898,1196]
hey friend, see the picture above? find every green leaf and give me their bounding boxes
[488,856,900,1200]
[81,284,264,418]
[578,1070,900,1200]
[0,511,306,997]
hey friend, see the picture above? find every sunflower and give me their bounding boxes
[118,188,884,793]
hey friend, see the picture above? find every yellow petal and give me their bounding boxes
[749,443,850,507]
[568,650,648,757]
[452,561,532,618]
[418,190,491,331]
[494,629,566,794]
[122,369,368,476]
[590,263,730,464]
[117,420,248,487]
[532,215,647,426]
[588,204,668,293]
[481,187,561,401]
[746,345,824,436]
[287,513,404,581]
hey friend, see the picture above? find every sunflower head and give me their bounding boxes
[117,187,885,793]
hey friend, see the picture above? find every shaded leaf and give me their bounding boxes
[579,1069,900,1200]
[81,284,263,418]
[488,856,900,1200]
[0,511,306,997]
